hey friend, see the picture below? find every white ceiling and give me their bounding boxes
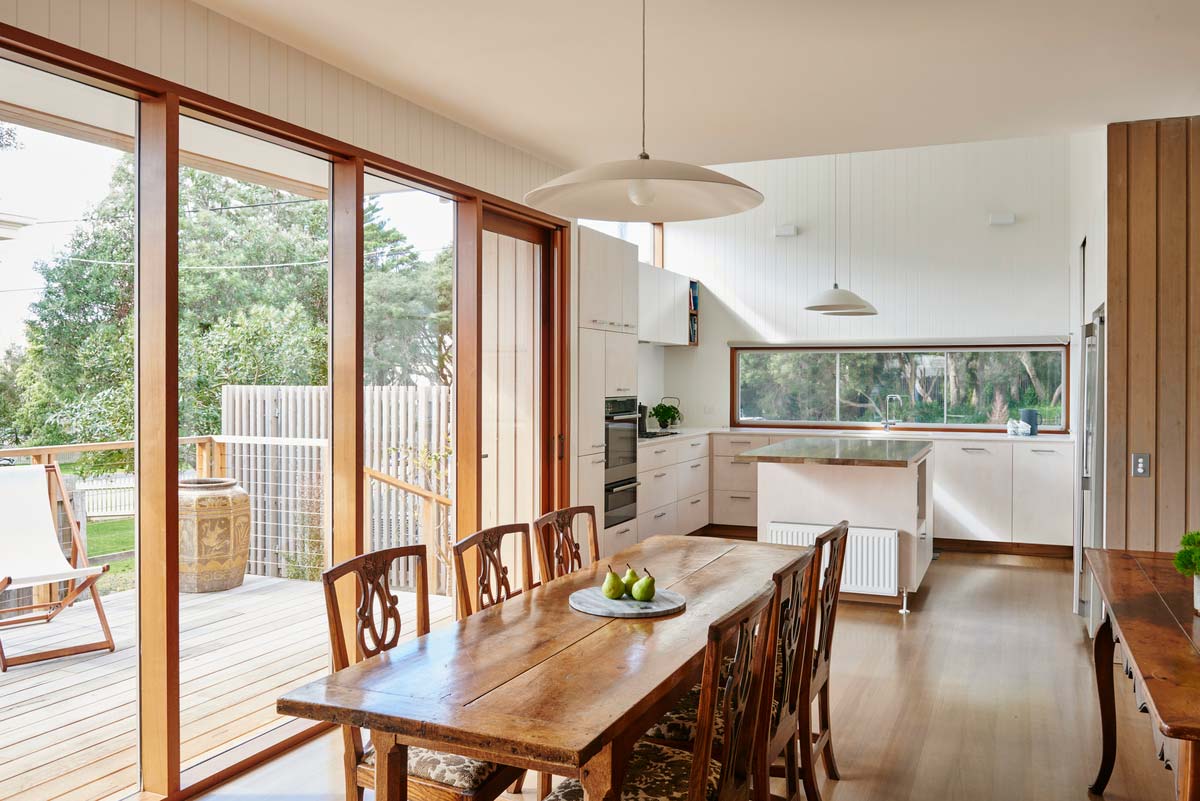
[196,0,1200,169]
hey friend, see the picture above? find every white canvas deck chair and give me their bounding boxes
[0,464,115,671]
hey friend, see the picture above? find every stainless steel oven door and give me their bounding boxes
[604,412,638,485]
[604,478,638,529]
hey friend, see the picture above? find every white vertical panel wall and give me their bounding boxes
[663,136,1071,426]
[0,0,563,203]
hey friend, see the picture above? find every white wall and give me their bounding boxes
[661,136,1073,427]
[0,0,562,203]
[638,343,665,408]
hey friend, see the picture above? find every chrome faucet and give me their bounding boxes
[883,394,903,430]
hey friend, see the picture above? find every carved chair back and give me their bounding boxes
[532,505,600,583]
[691,582,775,801]
[761,550,819,747]
[810,521,850,685]
[452,523,536,618]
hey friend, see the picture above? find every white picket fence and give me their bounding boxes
[76,476,136,518]
[220,385,453,590]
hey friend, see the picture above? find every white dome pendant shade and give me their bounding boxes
[523,0,763,224]
[805,153,876,316]
[524,155,763,223]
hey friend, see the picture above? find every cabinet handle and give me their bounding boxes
[961,447,988,453]
[653,449,667,454]
[732,459,750,466]
[1031,449,1057,454]
[591,319,606,324]
[591,442,605,449]
[654,472,667,478]
[730,439,752,445]
[730,494,751,500]
[654,512,667,519]
[615,527,631,535]
[623,323,636,328]
[616,387,632,392]
[690,441,702,447]
[690,463,702,469]
[591,458,605,464]
[689,498,702,505]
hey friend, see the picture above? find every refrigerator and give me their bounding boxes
[1076,304,1105,633]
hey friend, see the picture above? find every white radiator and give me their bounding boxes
[766,522,899,597]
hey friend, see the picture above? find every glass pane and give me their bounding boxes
[839,352,946,425]
[945,349,1065,427]
[579,219,654,263]
[0,57,139,800]
[176,115,331,769]
[736,351,836,423]
[362,172,457,616]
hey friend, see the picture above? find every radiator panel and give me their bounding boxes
[765,522,899,597]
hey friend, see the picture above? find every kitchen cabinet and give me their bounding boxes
[601,520,638,560]
[577,453,607,531]
[639,441,678,472]
[932,441,1014,542]
[677,456,709,499]
[677,492,710,534]
[712,489,757,527]
[637,262,692,346]
[638,503,678,540]
[578,328,606,455]
[579,227,638,333]
[638,464,678,513]
[1012,442,1074,545]
[713,456,757,493]
[603,331,637,397]
[713,434,770,457]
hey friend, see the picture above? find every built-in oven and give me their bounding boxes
[604,396,639,528]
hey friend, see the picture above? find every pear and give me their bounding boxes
[622,564,640,597]
[601,565,627,600]
[631,568,656,602]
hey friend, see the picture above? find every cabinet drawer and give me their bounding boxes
[678,435,710,459]
[601,520,638,559]
[639,441,678,471]
[769,436,796,445]
[577,453,607,527]
[932,441,1013,542]
[677,492,710,534]
[713,456,757,492]
[713,434,769,457]
[638,465,677,512]
[638,504,678,539]
[712,490,756,527]
[677,457,709,499]
[1012,442,1074,546]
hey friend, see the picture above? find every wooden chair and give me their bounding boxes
[0,464,115,672]
[452,523,550,799]
[322,546,525,801]
[544,581,778,801]
[532,505,600,583]
[793,521,850,801]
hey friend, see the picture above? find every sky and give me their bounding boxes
[0,122,455,354]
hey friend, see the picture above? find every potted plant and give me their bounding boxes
[1173,531,1200,615]
[650,402,681,430]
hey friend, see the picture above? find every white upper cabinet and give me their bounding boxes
[604,331,637,397]
[578,227,638,334]
[637,262,691,346]
[578,328,607,455]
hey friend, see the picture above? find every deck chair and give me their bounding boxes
[0,464,115,671]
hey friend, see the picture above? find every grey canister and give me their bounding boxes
[1019,408,1040,435]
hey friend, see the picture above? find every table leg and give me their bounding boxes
[371,730,408,801]
[1177,741,1200,801]
[580,742,630,801]
[1090,614,1116,795]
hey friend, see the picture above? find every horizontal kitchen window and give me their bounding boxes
[732,345,1068,431]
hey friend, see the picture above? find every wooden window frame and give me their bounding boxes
[730,343,1071,434]
[0,22,571,801]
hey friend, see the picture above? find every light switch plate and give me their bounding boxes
[1131,453,1151,478]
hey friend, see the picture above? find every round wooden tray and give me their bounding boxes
[568,586,686,619]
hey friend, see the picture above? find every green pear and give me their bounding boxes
[622,564,640,597]
[601,565,626,600]
[631,568,656,602]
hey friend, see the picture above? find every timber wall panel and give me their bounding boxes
[0,0,562,203]
[1107,116,1200,552]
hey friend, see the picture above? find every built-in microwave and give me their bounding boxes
[604,396,639,528]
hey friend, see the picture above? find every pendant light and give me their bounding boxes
[806,153,876,315]
[523,0,763,223]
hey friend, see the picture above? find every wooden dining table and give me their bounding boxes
[277,535,803,801]
[1086,548,1200,801]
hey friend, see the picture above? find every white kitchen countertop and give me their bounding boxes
[637,425,1074,445]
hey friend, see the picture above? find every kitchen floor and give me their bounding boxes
[192,552,1175,801]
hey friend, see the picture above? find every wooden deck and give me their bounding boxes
[0,575,454,801]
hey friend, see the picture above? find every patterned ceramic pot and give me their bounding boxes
[179,478,251,593]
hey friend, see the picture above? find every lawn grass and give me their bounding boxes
[86,517,134,557]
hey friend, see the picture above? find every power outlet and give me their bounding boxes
[1131,453,1151,478]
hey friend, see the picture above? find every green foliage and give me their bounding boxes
[1174,532,1200,577]
[650,402,681,429]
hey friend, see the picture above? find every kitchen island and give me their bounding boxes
[740,436,933,611]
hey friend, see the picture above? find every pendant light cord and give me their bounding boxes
[832,156,838,286]
[639,0,648,159]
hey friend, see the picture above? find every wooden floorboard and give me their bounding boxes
[192,553,1177,801]
[0,575,454,801]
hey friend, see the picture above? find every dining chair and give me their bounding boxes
[322,545,525,801]
[452,523,550,799]
[532,505,600,583]
[544,581,778,801]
